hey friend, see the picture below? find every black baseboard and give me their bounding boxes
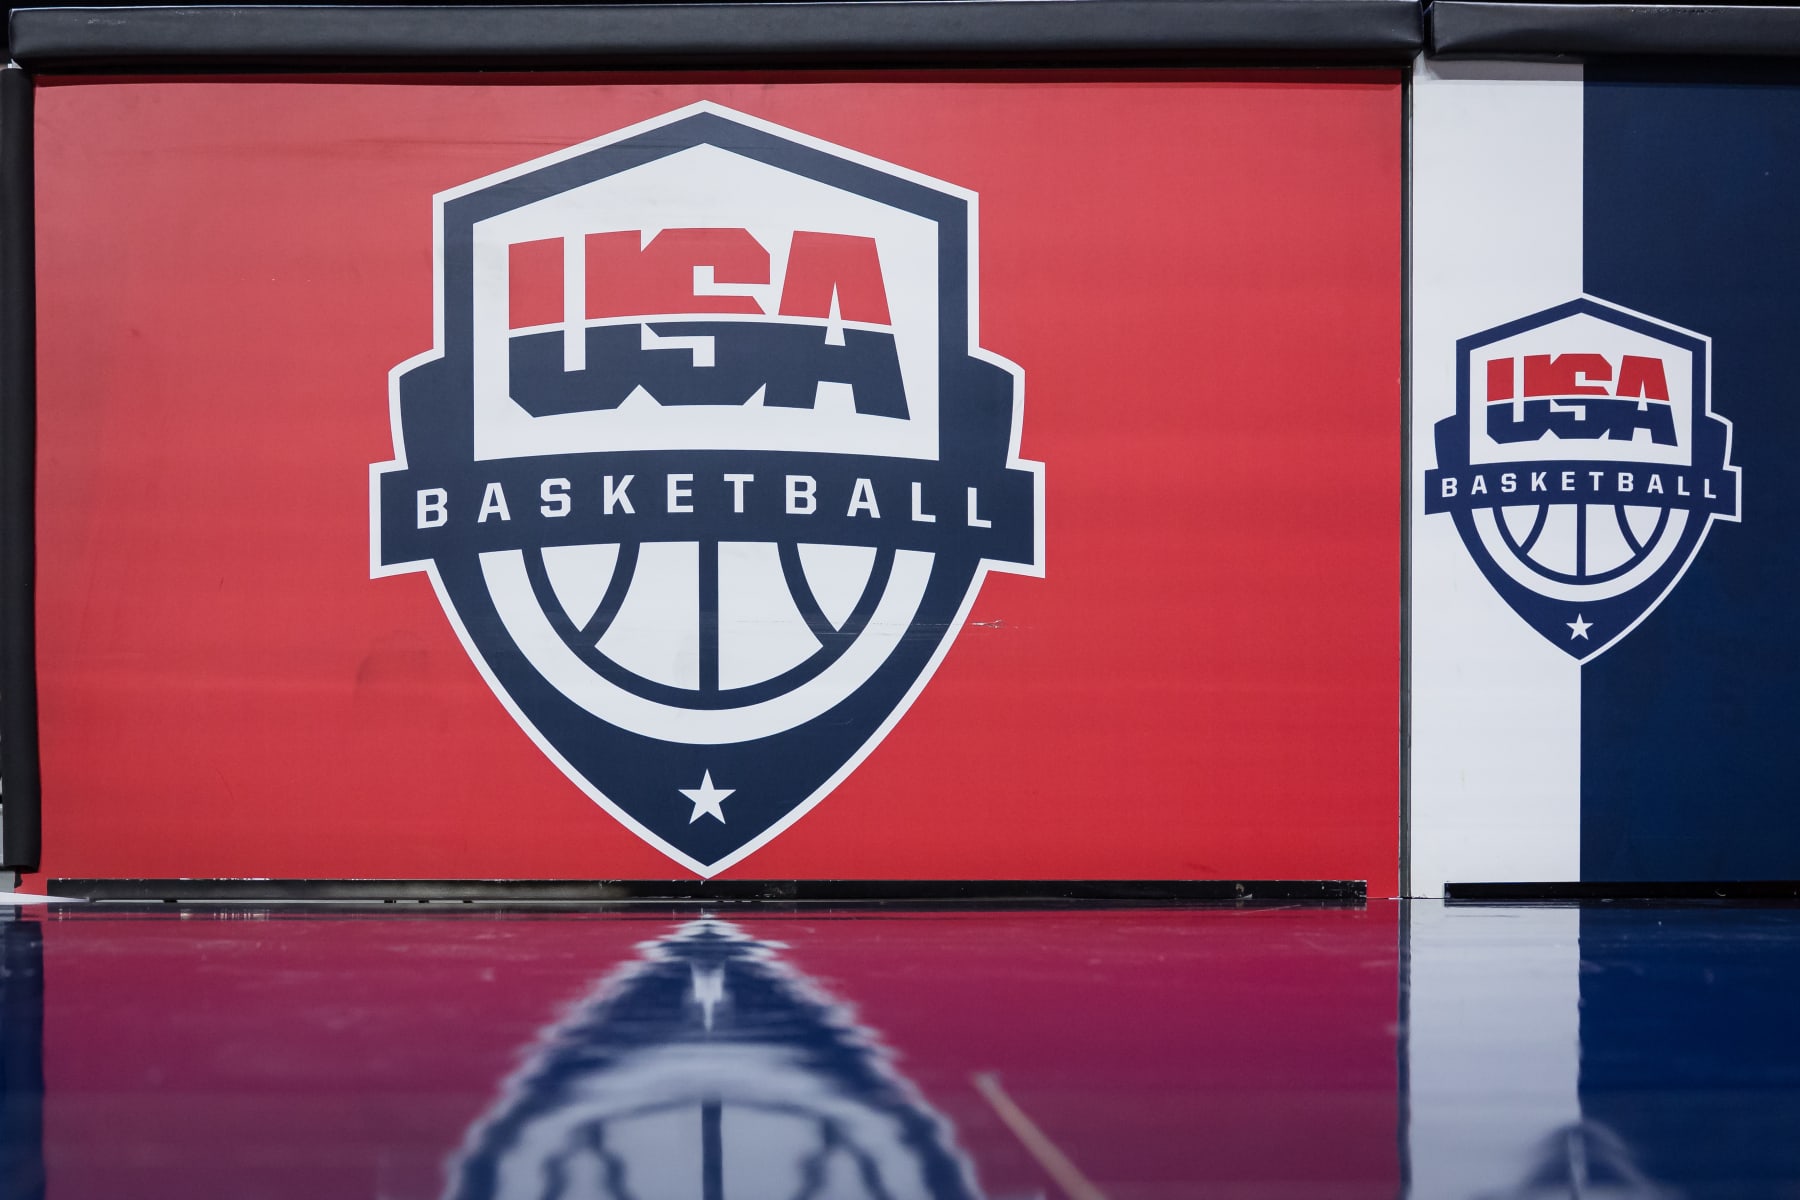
[1446,880,1800,901]
[51,877,1365,903]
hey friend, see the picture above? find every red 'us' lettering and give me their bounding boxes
[507,229,891,328]
[1485,353,1672,402]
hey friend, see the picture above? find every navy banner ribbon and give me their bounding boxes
[379,449,1037,566]
[1424,461,1738,517]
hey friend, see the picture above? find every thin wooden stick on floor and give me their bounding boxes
[971,1071,1109,1200]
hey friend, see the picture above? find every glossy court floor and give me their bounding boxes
[1,900,1797,1198]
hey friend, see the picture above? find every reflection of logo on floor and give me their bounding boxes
[1479,1121,1677,1200]
[444,919,983,1200]
[1425,297,1739,661]
[372,103,1044,875]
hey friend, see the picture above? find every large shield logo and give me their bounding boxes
[372,104,1044,874]
[1425,297,1739,661]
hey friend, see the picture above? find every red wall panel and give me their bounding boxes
[30,73,1400,886]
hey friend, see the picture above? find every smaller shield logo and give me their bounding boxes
[372,103,1044,874]
[1424,297,1739,661]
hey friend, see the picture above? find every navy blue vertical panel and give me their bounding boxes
[1576,905,1800,1195]
[1582,64,1800,881]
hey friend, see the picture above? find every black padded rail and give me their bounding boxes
[8,2,1424,71]
[1447,880,1800,900]
[52,878,1367,902]
[1431,2,1800,60]
[0,67,38,874]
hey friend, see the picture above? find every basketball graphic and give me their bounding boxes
[372,104,1044,873]
[1491,500,1670,587]
[1425,297,1739,660]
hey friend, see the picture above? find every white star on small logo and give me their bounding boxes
[679,771,734,824]
[1567,615,1593,640]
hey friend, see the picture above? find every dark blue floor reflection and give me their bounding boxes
[1,901,1799,1197]
[0,919,43,1200]
[1405,901,1800,1200]
[1578,905,1800,1199]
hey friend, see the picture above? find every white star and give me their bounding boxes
[680,770,734,824]
[1568,614,1593,640]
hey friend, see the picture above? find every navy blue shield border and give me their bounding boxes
[1424,296,1740,663]
[371,104,1044,875]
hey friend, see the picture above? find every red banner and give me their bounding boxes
[32,73,1400,885]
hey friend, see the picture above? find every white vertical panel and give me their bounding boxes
[1405,902,1583,1197]
[1410,58,1586,895]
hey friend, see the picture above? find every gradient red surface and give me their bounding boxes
[37,906,1403,1199]
[30,74,1401,886]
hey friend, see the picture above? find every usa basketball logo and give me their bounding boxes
[371,104,1044,874]
[1425,297,1738,660]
